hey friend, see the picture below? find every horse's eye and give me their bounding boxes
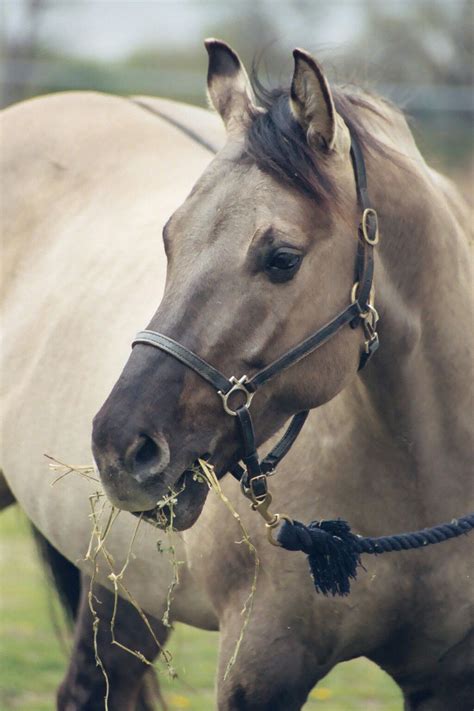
[265,248,302,282]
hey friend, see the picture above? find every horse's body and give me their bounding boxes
[2,40,473,711]
[1,91,220,627]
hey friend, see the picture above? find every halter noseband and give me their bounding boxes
[132,132,379,506]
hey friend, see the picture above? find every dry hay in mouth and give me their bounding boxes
[193,458,260,680]
[45,454,260,692]
[45,455,177,710]
[138,481,186,530]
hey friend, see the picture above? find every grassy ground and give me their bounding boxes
[0,506,403,710]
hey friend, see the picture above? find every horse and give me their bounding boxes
[0,91,224,708]
[2,39,472,709]
[91,40,474,710]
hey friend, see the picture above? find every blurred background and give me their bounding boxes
[1,0,473,185]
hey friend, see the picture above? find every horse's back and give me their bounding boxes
[1,91,220,279]
[1,91,220,443]
[0,91,223,625]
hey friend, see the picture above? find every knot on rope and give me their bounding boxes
[277,518,361,596]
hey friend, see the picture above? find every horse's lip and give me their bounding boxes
[132,455,210,529]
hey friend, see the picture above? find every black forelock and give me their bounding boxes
[243,75,394,206]
[245,87,335,204]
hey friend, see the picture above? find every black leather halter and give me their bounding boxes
[132,132,380,499]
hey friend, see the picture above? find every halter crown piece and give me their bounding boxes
[132,131,474,596]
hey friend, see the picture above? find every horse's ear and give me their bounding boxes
[290,49,348,153]
[205,38,256,134]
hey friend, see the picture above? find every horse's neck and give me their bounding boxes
[344,138,473,520]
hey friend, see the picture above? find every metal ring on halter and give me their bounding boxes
[218,375,255,416]
[361,207,379,245]
[351,282,376,315]
[364,303,379,328]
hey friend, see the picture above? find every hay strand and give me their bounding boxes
[195,459,259,680]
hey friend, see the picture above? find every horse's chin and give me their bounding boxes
[134,469,210,531]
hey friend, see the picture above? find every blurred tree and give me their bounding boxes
[1,0,46,106]
[340,0,473,171]
[0,0,471,171]
[347,0,473,87]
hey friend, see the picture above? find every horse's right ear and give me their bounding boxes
[205,39,257,135]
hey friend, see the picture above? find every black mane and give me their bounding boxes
[244,80,392,205]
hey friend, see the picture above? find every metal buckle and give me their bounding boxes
[351,282,380,355]
[241,473,268,502]
[365,331,379,355]
[249,474,268,502]
[218,375,254,416]
[361,306,379,355]
[362,303,379,329]
[242,483,293,547]
[361,208,379,245]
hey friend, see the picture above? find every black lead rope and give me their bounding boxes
[277,514,474,597]
[132,131,473,597]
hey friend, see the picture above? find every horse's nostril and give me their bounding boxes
[126,434,170,483]
[135,437,159,468]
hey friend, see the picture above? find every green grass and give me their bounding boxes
[0,507,403,710]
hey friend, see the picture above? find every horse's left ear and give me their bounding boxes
[290,49,349,154]
[205,38,257,134]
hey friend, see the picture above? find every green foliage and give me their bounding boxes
[0,506,403,710]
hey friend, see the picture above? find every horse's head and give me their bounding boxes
[92,41,370,529]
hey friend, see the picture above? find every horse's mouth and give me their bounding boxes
[134,464,210,531]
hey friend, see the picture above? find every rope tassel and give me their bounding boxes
[277,519,361,596]
[277,513,474,596]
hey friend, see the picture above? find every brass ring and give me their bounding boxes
[266,514,293,547]
[351,282,375,314]
[218,375,254,416]
[351,281,359,304]
[351,281,370,317]
[361,208,379,245]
